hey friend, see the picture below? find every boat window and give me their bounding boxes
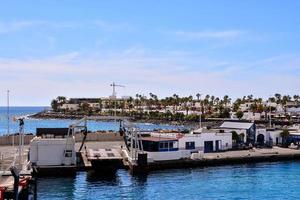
[159,142,164,149]
[185,142,195,150]
[169,142,174,149]
[164,142,168,149]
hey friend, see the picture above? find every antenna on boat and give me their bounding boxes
[110,82,125,123]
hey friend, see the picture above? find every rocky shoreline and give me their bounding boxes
[29,111,222,128]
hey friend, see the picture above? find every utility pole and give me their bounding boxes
[7,90,13,147]
[199,94,202,130]
[268,96,272,128]
[18,118,25,166]
[110,82,125,122]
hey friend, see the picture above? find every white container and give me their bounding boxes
[29,136,76,166]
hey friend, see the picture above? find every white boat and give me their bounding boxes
[121,122,232,164]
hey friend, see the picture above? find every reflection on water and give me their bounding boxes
[86,171,119,186]
[37,176,76,200]
[37,162,300,200]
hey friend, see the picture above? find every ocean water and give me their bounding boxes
[0,107,184,135]
[37,161,300,200]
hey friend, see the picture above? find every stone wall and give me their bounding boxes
[0,135,35,146]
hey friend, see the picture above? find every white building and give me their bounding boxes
[219,121,256,144]
[241,112,263,121]
[239,102,255,112]
[287,107,300,115]
[88,102,101,109]
[254,128,284,146]
[136,130,232,162]
[60,103,80,111]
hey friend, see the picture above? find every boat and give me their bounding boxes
[120,121,233,173]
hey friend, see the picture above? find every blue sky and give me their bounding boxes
[0,0,300,105]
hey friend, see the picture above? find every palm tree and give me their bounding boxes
[196,93,201,101]
[275,93,282,104]
[51,99,59,111]
[56,96,67,107]
[280,129,290,146]
[236,110,244,119]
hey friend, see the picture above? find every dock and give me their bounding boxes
[123,147,300,174]
[86,148,123,172]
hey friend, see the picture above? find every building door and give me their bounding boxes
[204,141,214,153]
[276,137,279,145]
[257,134,265,145]
[215,140,221,151]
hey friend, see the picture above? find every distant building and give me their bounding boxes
[239,112,263,121]
[239,102,255,112]
[285,101,300,107]
[286,107,300,115]
[69,98,102,104]
[220,121,256,144]
[60,103,80,111]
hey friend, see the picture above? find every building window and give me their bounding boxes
[185,142,195,150]
[65,150,73,157]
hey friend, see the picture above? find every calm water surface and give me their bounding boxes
[0,107,184,134]
[37,161,300,200]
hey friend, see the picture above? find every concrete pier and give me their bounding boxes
[3,140,300,177]
[125,147,300,173]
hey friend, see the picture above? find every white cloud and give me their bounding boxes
[93,20,131,31]
[0,20,44,33]
[0,50,299,106]
[0,19,130,34]
[172,30,245,40]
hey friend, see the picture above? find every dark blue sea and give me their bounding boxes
[0,107,184,135]
[37,162,300,200]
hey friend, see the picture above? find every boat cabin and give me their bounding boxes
[141,137,179,152]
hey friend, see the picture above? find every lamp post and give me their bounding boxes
[268,95,272,128]
[7,90,13,147]
[199,94,202,130]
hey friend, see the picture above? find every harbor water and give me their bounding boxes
[37,161,300,200]
[0,107,184,134]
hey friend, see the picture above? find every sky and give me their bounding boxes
[0,0,300,106]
